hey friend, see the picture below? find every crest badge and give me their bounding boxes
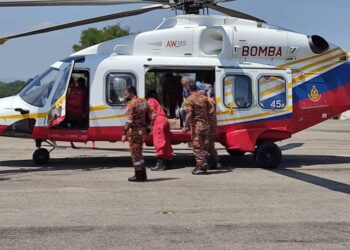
[308,85,321,102]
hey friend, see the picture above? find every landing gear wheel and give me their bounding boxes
[33,148,50,165]
[254,142,282,168]
[226,149,245,157]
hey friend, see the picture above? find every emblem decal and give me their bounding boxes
[308,85,321,102]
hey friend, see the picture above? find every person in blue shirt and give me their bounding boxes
[196,80,213,98]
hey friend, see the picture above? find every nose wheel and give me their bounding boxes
[32,140,57,165]
[254,142,282,168]
[33,148,50,165]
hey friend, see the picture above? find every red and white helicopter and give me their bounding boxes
[0,0,349,168]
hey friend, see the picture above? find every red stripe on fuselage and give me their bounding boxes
[5,83,349,147]
[291,82,350,133]
[0,125,8,134]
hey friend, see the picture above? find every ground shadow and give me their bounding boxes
[1,153,350,179]
[279,155,350,169]
[280,143,304,151]
[269,169,350,195]
[207,169,233,175]
[0,154,196,177]
[146,178,180,182]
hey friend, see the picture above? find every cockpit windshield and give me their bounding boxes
[19,68,60,108]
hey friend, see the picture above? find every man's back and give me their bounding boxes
[126,96,148,128]
[186,92,210,126]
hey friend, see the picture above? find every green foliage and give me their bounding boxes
[0,80,26,98]
[72,24,130,52]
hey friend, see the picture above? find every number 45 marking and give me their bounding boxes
[271,100,285,109]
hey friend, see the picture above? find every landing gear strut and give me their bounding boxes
[254,142,282,168]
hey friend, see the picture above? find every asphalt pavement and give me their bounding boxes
[0,120,349,249]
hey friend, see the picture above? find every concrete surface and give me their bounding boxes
[0,120,349,249]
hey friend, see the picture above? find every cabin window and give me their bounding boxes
[223,75,252,108]
[19,68,60,108]
[258,75,286,109]
[106,73,137,106]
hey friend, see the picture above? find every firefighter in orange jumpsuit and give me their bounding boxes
[183,81,211,175]
[122,86,155,182]
[146,90,173,170]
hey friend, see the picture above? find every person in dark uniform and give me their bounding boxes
[122,86,155,182]
[146,90,173,170]
[183,81,211,175]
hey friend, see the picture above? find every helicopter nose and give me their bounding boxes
[0,96,38,138]
[0,96,18,136]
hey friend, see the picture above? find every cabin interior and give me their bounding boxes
[145,68,215,130]
[55,68,216,131]
[51,70,90,130]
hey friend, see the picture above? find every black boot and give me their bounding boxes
[140,167,147,181]
[208,158,217,170]
[165,159,173,170]
[128,168,147,182]
[151,158,166,171]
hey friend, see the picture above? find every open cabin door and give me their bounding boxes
[47,60,75,128]
[46,58,90,142]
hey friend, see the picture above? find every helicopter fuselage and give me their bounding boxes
[0,15,349,166]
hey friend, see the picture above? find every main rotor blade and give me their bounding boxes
[0,0,167,7]
[0,4,164,44]
[209,4,266,23]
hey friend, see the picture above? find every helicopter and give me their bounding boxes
[0,0,349,168]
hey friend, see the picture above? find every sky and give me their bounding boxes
[0,0,349,82]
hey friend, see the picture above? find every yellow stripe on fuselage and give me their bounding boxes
[224,80,233,86]
[278,47,341,68]
[90,105,108,112]
[216,110,235,115]
[0,112,47,120]
[260,84,285,98]
[217,106,293,123]
[224,90,233,96]
[299,52,346,72]
[293,61,341,85]
[258,76,282,87]
[90,114,126,121]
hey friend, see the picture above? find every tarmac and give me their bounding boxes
[0,120,349,249]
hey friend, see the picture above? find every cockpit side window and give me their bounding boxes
[106,73,137,106]
[19,68,60,108]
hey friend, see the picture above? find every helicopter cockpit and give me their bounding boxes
[19,67,61,108]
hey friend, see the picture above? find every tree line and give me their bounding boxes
[0,80,26,98]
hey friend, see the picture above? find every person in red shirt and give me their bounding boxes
[66,77,87,128]
[146,90,174,170]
